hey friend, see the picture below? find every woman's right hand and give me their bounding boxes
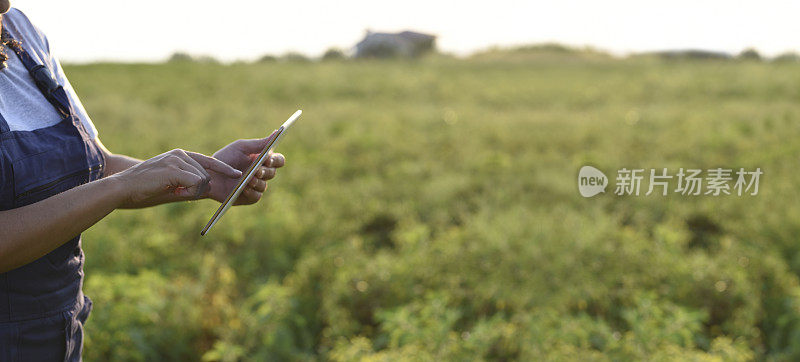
[109,149,242,209]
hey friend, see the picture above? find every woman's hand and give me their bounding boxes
[210,131,286,205]
[110,149,242,208]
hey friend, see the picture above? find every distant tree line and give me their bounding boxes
[166,44,800,64]
[644,47,800,62]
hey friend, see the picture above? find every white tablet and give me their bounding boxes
[201,110,302,236]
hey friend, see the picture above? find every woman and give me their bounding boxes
[0,3,286,360]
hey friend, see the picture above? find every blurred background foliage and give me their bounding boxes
[65,46,800,360]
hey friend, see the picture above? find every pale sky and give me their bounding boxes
[10,0,800,63]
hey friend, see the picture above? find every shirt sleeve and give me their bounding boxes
[51,59,99,139]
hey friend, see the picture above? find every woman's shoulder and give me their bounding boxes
[4,8,50,54]
[5,8,33,29]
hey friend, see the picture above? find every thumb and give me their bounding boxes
[235,130,279,154]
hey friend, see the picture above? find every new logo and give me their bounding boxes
[578,166,608,197]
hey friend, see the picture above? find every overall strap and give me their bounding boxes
[1,28,71,120]
[0,109,8,134]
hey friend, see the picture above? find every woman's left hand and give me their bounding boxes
[208,130,286,205]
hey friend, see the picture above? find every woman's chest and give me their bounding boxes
[0,48,63,133]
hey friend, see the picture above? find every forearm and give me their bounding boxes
[104,153,141,177]
[0,137,243,272]
[0,176,125,273]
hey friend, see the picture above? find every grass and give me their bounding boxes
[63,53,800,360]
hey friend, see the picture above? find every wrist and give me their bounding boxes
[103,174,130,209]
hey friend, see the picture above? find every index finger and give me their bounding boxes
[187,151,243,178]
[266,153,285,168]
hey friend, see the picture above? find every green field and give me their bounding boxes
[67,51,800,360]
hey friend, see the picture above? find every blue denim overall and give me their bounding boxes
[0,29,103,361]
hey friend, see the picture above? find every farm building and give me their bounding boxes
[354,31,436,58]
